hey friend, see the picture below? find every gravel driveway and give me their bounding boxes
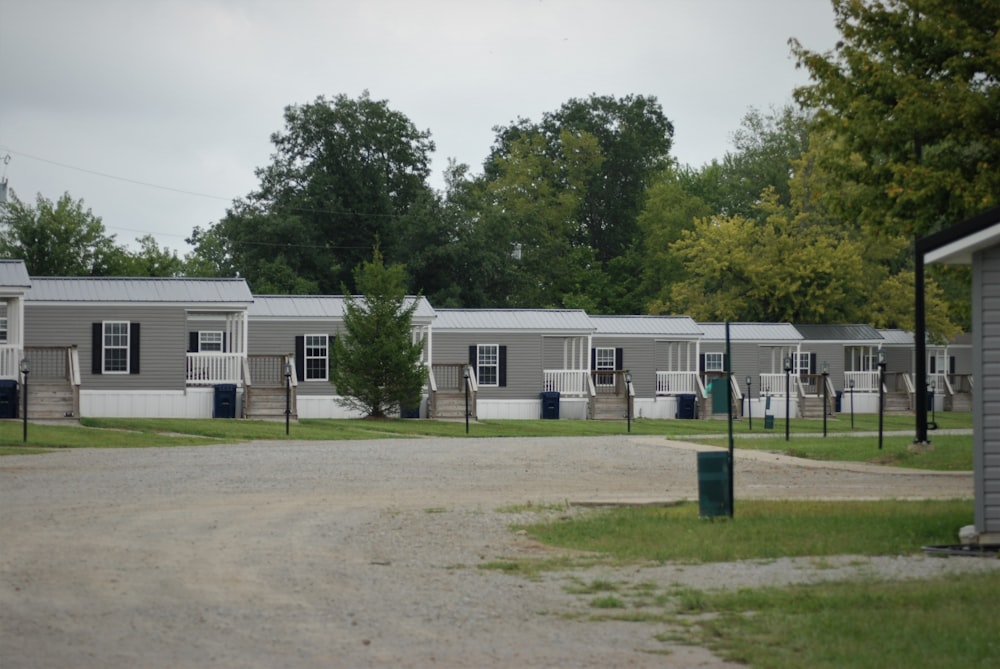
[1,435,994,668]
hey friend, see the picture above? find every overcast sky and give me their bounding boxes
[1,0,840,257]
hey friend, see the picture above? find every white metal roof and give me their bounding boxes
[697,322,803,342]
[878,329,915,346]
[25,277,253,305]
[249,295,436,321]
[0,260,30,289]
[590,315,702,337]
[434,309,595,332]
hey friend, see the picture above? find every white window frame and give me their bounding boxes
[199,331,224,353]
[595,346,617,386]
[477,344,499,387]
[103,321,130,374]
[304,334,329,381]
[704,352,724,372]
[792,351,811,376]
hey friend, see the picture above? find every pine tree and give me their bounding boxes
[330,246,427,418]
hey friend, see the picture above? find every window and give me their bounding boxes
[704,352,724,372]
[594,347,617,386]
[477,344,499,386]
[199,331,224,352]
[103,321,130,373]
[304,334,329,381]
[0,303,7,343]
[792,352,812,376]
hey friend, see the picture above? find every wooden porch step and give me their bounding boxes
[947,392,972,412]
[431,392,474,420]
[245,386,296,419]
[592,396,629,421]
[26,381,76,419]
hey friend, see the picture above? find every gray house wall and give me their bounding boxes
[247,320,344,396]
[589,337,655,397]
[25,304,187,391]
[973,245,1000,535]
[434,331,546,399]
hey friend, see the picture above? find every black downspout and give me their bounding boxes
[914,247,928,444]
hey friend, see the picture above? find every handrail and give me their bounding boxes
[427,366,437,393]
[285,354,298,387]
[242,357,252,388]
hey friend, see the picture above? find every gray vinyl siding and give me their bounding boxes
[25,304,186,390]
[592,337,656,398]
[433,331,544,398]
[248,320,344,396]
[974,246,1000,534]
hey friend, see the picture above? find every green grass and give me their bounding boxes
[513,500,972,563]
[0,414,972,468]
[686,572,1000,668]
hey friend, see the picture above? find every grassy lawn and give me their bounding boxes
[0,413,972,465]
[494,499,995,669]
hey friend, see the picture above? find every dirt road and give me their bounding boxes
[0,436,988,668]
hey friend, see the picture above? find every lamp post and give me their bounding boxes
[821,361,829,438]
[463,365,470,434]
[877,349,886,450]
[284,361,291,436]
[745,375,752,431]
[848,379,855,429]
[625,370,632,433]
[783,355,792,442]
[19,358,28,443]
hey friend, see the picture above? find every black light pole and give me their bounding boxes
[848,379,855,429]
[463,366,470,434]
[783,355,792,442]
[877,349,886,450]
[284,361,291,436]
[745,375,752,431]
[19,358,28,443]
[821,361,829,438]
[625,370,632,433]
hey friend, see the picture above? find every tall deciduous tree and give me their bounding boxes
[192,92,437,294]
[790,0,1000,238]
[329,246,427,418]
[0,191,128,275]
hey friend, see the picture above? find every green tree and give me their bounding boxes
[790,0,1000,238]
[120,235,186,277]
[329,246,427,418]
[191,92,437,294]
[0,191,128,275]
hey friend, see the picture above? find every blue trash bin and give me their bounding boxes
[0,379,17,419]
[540,391,560,419]
[213,384,238,419]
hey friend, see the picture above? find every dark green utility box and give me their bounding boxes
[697,451,731,518]
[764,414,775,429]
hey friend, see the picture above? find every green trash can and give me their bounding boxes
[764,414,775,429]
[697,451,731,518]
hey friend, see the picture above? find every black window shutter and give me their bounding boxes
[949,356,956,374]
[723,353,729,371]
[188,332,199,353]
[809,353,817,375]
[498,345,507,387]
[615,348,624,371]
[328,335,336,376]
[295,336,305,380]
[930,357,937,373]
[92,323,102,375]
[222,332,228,353]
[469,345,477,368]
[129,323,140,375]
[699,354,705,372]
[590,348,596,370]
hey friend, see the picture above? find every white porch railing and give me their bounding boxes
[844,371,880,393]
[543,369,590,396]
[655,371,700,395]
[186,353,243,385]
[760,373,806,397]
[0,344,23,379]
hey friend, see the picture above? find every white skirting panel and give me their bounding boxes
[635,396,679,419]
[81,387,230,418]
[558,397,589,420]
[749,397,799,419]
[477,399,544,420]
[296,395,366,419]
